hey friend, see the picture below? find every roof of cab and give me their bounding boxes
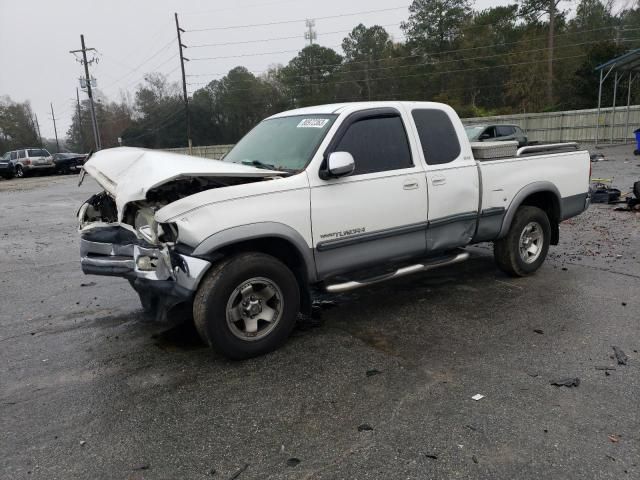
[267,101,452,119]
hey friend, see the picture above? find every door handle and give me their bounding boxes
[403,179,419,190]
[432,175,446,186]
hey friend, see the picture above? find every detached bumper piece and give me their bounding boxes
[80,226,211,318]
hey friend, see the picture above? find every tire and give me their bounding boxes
[494,206,551,277]
[193,252,300,359]
[14,165,24,178]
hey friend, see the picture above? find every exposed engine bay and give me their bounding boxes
[78,175,266,243]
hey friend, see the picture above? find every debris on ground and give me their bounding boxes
[133,463,150,471]
[612,346,628,365]
[550,377,580,387]
[472,455,479,464]
[80,282,96,287]
[471,394,485,401]
[366,369,382,377]
[590,153,606,162]
[595,366,616,371]
[229,463,249,480]
[425,454,438,460]
[590,182,621,204]
[358,424,374,432]
[533,328,544,334]
[608,434,620,443]
[286,458,300,467]
[79,440,86,447]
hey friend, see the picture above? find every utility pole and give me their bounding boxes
[547,0,555,107]
[76,88,85,150]
[34,114,43,147]
[50,103,61,153]
[175,12,193,154]
[70,35,101,150]
[304,19,317,46]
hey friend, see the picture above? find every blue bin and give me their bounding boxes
[635,128,640,153]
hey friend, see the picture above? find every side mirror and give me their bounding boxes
[326,151,355,178]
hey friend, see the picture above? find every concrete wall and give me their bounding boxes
[463,105,640,144]
[164,105,640,156]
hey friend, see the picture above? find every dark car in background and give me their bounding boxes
[465,124,528,147]
[0,152,16,179]
[53,153,87,174]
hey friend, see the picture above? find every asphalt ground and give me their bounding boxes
[1,146,638,479]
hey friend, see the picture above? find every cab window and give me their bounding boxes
[411,109,461,165]
[334,115,413,175]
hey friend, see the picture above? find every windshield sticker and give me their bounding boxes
[297,118,329,128]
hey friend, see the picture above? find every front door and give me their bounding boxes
[310,109,428,279]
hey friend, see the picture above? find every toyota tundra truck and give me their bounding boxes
[77,102,590,359]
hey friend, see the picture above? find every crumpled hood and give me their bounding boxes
[82,147,281,217]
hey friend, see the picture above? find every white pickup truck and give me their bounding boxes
[78,101,590,359]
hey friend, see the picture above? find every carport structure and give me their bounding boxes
[595,48,640,144]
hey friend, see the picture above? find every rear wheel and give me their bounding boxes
[193,252,300,359]
[14,165,24,178]
[494,206,551,277]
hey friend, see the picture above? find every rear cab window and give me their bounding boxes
[333,113,413,175]
[411,109,461,165]
[18,150,26,159]
[27,149,49,157]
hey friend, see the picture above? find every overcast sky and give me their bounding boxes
[1,0,559,140]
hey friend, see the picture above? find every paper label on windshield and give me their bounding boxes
[297,118,329,128]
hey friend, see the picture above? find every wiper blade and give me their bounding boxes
[241,159,277,170]
[241,160,294,175]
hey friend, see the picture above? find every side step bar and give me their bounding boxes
[324,250,470,293]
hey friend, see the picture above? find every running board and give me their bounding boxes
[324,250,470,293]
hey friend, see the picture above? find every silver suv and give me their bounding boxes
[2,148,55,178]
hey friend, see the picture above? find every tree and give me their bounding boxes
[340,24,396,101]
[279,45,343,107]
[518,0,568,106]
[191,67,287,144]
[401,0,472,55]
[0,97,40,153]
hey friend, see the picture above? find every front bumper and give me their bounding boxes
[80,226,211,301]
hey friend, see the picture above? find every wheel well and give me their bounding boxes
[520,191,560,245]
[215,237,313,315]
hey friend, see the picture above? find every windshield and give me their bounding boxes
[464,126,485,139]
[1,152,9,161]
[223,114,337,172]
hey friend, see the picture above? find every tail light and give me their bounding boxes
[23,159,31,165]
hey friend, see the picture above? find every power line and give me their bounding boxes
[188,23,403,48]
[186,24,638,79]
[189,36,408,61]
[180,0,314,16]
[185,5,410,32]
[184,36,618,93]
[185,52,590,96]
[97,36,177,93]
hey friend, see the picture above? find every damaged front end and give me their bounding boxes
[78,191,211,321]
[76,147,285,320]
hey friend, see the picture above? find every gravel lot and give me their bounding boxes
[1,146,638,479]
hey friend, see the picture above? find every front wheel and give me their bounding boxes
[14,165,24,178]
[193,252,300,359]
[494,206,551,277]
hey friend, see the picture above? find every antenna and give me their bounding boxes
[304,19,317,46]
